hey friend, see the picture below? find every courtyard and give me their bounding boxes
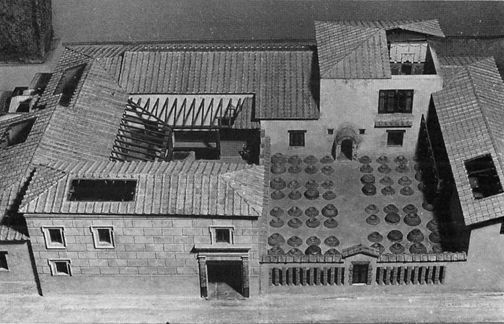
[267,153,467,258]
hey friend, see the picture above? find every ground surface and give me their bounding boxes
[1,291,503,323]
[267,154,458,257]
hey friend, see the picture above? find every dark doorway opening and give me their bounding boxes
[207,261,244,299]
[340,139,353,160]
[352,263,369,284]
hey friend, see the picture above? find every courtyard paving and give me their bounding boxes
[267,153,454,257]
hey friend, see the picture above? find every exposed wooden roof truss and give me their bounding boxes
[110,100,173,162]
[129,94,252,129]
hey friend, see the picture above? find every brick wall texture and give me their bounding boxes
[26,215,260,293]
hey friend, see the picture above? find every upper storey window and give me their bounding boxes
[389,42,436,75]
[378,90,413,114]
[0,118,36,148]
[53,64,86,107]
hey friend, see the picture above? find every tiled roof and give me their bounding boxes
[21,160,266,218]
[33,60,129,165]
[336,20,445,38]
[432,57,504,225]
[0,225,29,241]
[315,22,390,79]
[66,42,319,120]
[314,19,444,79]
[437,56,489,86]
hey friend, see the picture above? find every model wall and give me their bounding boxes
[264,75,442,157]
[26,216,260,295]
[0,242,38,294]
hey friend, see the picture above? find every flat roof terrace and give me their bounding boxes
[266,153,468,258]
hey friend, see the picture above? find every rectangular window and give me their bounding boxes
[42,227,66,249]
[465,154,503,199]
[378,90,413,114]
[352,263,370,285]
[0,118,36,147]
[90,226,115,249]
[0,252,8,271]
[67,179,137,202]
[387,130,405,146]
[288,130,306,147]
[209,226,234,244]
[53,64,86,107]
[48,259,72,276]
[327,128,334,135]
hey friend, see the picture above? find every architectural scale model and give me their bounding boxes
[1,19,503,299]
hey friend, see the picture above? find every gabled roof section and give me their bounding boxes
[336,20,445,38]
[315,19,444,79]
[66,42,319,120]
[342,244,380,258]
[33,60,129,165]
[315,21,389,79]
[432,57,504,225]
[21,160,266,218]
[437,56,489,86]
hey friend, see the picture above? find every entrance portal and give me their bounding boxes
[340,139,353,160]
[207,261,244,299]
[352,263,369,284]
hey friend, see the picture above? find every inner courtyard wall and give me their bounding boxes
[26,215,261,295]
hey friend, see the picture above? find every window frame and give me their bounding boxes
[288,130,306,147]
[378,90,414,114]
[464,154,504,200]
[67,179,137,202]
[209,226,235,245]
[48,259,72,276]
[53,63,86,107]
[386,130,405,147]
[0,252,8,271]
[89,226,115,249]
[0,118,36,148]
[41,227,66,249]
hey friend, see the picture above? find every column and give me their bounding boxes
[241,256,250,298]
[197,256,207,298]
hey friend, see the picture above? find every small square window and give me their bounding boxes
[42,227,66,249]
[49,259,71,276]
[327,128,334,135]
[0,252,8,271]
[90,226,115,249]
[289,130,306,147]
[359,129,366,135]
[209,226,234,244]
[387,130,405,146]
[215,229,231,243]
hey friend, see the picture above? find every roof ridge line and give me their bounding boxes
[219,166,263,216]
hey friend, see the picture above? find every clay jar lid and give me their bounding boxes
[322,204,338,217]
[268,233,285,246]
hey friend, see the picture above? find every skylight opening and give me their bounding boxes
[53,64,86,107]
[67,179,137,202]
[465,154,503,199]
[0,118,36,147]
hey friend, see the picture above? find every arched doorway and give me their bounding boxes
[333,126,360,161]
[340,138,353,160]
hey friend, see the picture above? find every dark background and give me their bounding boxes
[52,0,504,42]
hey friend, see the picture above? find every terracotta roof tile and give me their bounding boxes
[34,60,128,166]
[433,57,504,225]
[0,225,29,241]
[21,160,265,218]
[315,19,444,79]
[107,47,318,119]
